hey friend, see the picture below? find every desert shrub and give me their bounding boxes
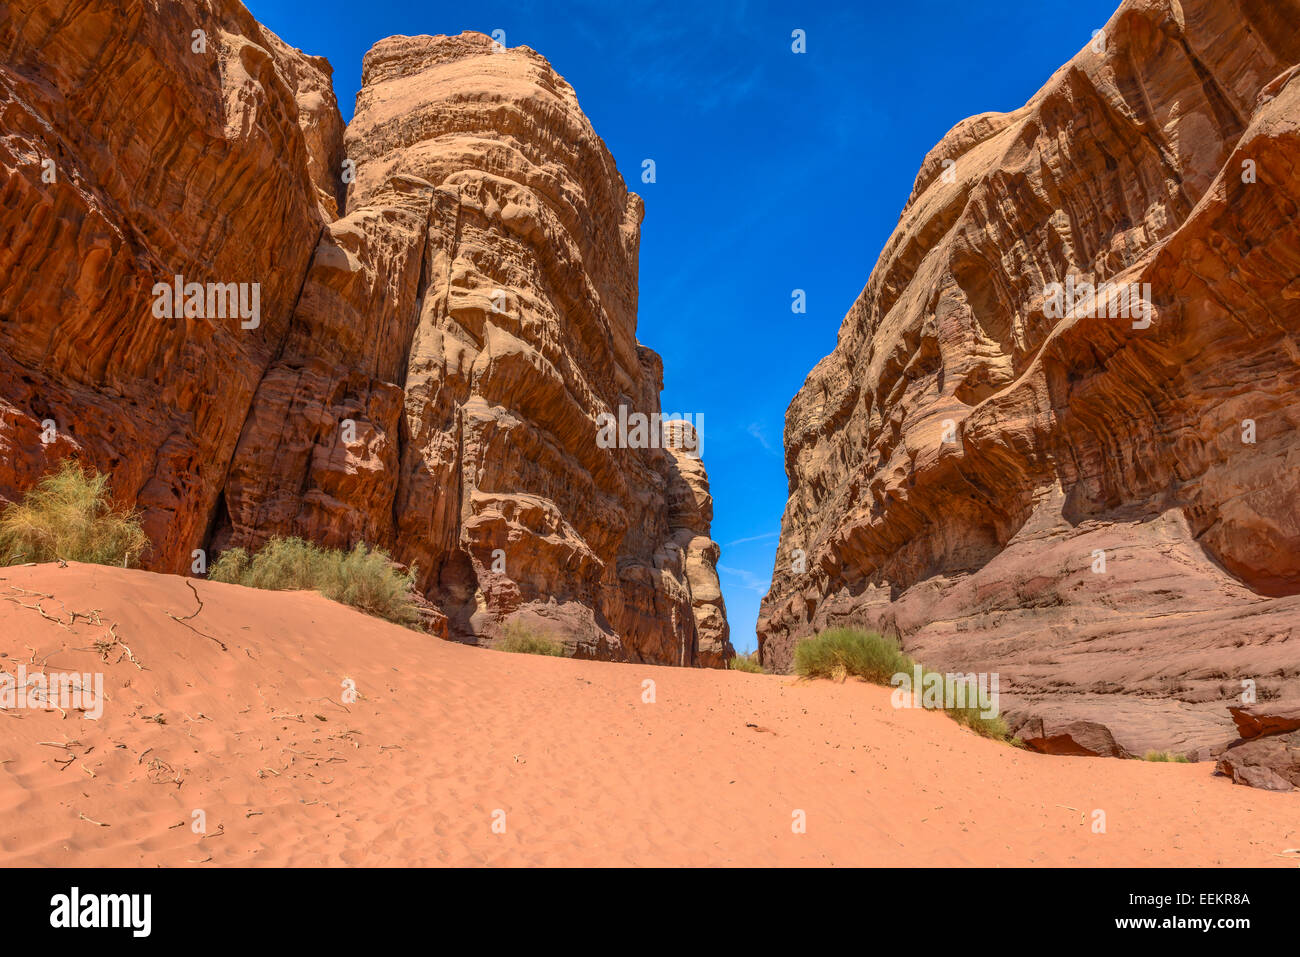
[794,627,1009,741]
[496,619,565,656]
[1143,750,1190,763]
[729,651,765,673]
[0,460,149,567]
[794,627,914,683]
[942,679,1010,741]
[208,546,252,583]
[209,537,419,628]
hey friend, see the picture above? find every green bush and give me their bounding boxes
[942,678,1010,740]
[728,651,765,673]
[209,537,420,628]
[793,627,1009,741]
[496,619,565,656]
[0,460,149,567]
[793,627,914,684]
[1143,750,1190,763]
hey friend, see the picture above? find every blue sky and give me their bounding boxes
[247,0,1121,652]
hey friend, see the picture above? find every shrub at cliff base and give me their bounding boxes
[0,460,150,568]
[210,537,420,629]
[728,651,765,673]
[942,682,1010,740]
[794,628,1008,740]
[794,626,913,684]
[496,619,565,656]
[1144,750,1190,763]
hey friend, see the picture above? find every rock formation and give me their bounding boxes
[663,420,731,668]
[1,0,338,566]
[0,2,731,665]
[760,0,1300,756]
[1212,700,1300,790]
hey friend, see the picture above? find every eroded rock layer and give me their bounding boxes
[0,4,730,665]
[760,0,1300,754]
[1,0,340,568]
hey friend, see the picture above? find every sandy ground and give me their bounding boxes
[0,563,1295,867]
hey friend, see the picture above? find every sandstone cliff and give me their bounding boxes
[0,2,731,665]
[760,0,1300,754]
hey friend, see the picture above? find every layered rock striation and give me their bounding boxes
[759,0,1300,755]
[1,0,341,566]
[0,3,730,664]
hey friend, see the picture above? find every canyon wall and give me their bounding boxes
[0,2,730,665]
[759,0,1300,752]
[1,0,340,567]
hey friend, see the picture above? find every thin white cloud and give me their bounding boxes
[746,421,780,456]
[725,530,780,547]
[717,564,769,595]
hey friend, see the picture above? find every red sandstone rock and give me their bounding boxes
[1009,716,1131,759]
[0,7,730,665]
[0,0,338,567]
[1229,702,1300,740]
[1215,733,1300,791]
[759,0,1300,760]
[664,420,731,668]
[1213,700,1300,790]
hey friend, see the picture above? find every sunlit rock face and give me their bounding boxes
[760,0,1300,752]
[0,5,730,665]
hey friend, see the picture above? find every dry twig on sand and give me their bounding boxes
[93,623,143,670]
[165,580,228,651]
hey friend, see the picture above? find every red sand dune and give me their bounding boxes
[0,563,1295,867]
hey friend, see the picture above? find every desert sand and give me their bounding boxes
[0,562,1295,867]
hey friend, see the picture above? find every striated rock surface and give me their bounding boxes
[663,420,731,668]
[760,0,1300,753]
[0,0,339,568]
[0,6,730,665]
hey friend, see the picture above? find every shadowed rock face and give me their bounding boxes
[760,0,1300,751]
[0,5,731,665]
[0,0,342,566]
